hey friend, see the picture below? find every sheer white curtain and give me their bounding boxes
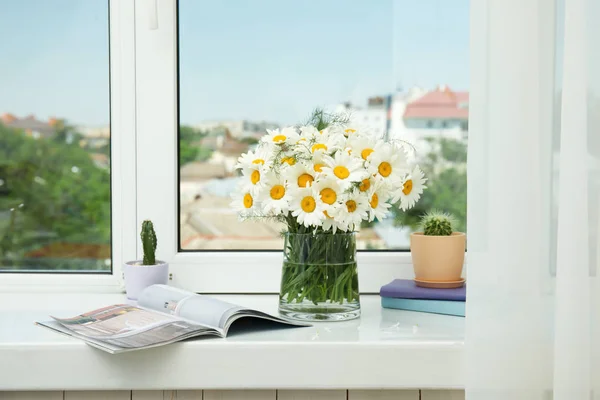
[466,0,600,398]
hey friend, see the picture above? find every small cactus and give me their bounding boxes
[141,220,157,265]
[421,211,455,236]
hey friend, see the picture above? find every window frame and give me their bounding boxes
[135,0,416,294]
[0,0,137,292]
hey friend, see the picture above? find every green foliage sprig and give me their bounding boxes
[141,220,157,265]
[421,210,456,236]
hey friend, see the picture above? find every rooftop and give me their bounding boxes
[403,86,469,120]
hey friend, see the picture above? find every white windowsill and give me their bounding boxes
[0,292,464,390]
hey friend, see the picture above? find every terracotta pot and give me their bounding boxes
[410,232,466,282]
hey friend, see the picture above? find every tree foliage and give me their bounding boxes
[0,123,110,269]
[180,125,211,164]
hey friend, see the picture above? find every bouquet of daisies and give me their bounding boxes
[231,120,426,234]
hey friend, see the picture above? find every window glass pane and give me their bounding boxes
[0,1,111,271]
[178,0,468,250]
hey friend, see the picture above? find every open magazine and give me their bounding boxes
[36,285,310,354]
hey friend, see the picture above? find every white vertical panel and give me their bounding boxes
[278,390,346,400]
[132,391,165,400]
[175,391,203,399]
[421,390,465,400]
[0,392,63,400]
[203,390,276,400]
[65,392,131,400]
[348,390,420,400]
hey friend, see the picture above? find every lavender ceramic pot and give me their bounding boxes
[123,260,169,300]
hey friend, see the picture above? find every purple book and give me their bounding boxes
[380,279,466,301]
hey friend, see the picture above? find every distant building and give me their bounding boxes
[90,153,109,170]
[194,120,279,140]
[334,86,469,155]
[403,85,469,131]
[1,113,56,139]
[77,126,110,149]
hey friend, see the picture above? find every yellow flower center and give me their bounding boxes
[270,184,285,200]
[250,170,260,184]
[344,128,356,134]
[301,196,316,213]
[281,157,296,166]
[320,188,337,205]
[402,179,413,195]
[319,130,324,135]
[273,134,287,143]
[333,166,350,179]
[361,148,374,160]
[297,173,314,187]
[323,210,332,219]
[313,163,324,172]
[297,138,307,143]
[378,161,392,177]
[243,193,253,208]
[359,178,370,192]
[346,200,357,213]
[311,143,327,153]
[252,159,265,165]
[370,193,379,208]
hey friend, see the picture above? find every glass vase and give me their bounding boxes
[278,232,360,321]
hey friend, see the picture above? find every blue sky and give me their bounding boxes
[0,0,469,126]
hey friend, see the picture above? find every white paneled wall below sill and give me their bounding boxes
[0,390,465,399]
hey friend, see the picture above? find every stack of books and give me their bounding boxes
[379,279,466,317]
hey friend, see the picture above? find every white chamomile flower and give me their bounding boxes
[322,203,347,233]
[287,163,316,188]
[348,134,378,162]
[241,164,266,191]
[369,142,409,182]
[313,176,342,207]
[262,127,300,146]
[231,189,260,216]
[356,174,377,194]
[298,125,319,142]
[259,173,290,215]
[367,182,392,222]
[321,151,366,189]
[309,132,344,155]
[342,126,359,138]
[279,152,298,167]
[235,146,271,170]
[310,152,328,175]
[332,190,369,231]
[289,186,326,228]
[393,165,427,211]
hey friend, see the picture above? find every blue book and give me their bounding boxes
[380,279,466,301]
[381,297,465,317]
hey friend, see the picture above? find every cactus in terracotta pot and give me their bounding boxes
[422,211,455,236]
[410,211,465,288]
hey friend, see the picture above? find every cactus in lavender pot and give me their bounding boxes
[141,220,157,265]
[421,211,456,236]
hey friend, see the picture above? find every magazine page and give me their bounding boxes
[50,304,212,349]
[36,320,217,354]
[138,285,311,334]
[138,285,243,331]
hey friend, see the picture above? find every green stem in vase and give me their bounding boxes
[280,229,359,305]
